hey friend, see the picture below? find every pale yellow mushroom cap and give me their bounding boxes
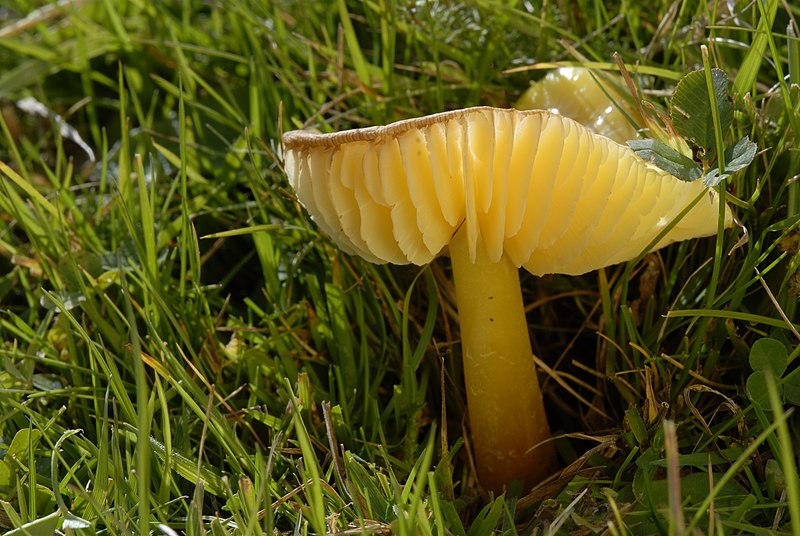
[516,67,640,143]
[283,107,731,276]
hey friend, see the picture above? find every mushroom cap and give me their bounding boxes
[283,107,731,276]
[516,67,640,143]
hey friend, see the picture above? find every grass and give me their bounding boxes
[0,0,799,533]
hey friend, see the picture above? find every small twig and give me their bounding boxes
[660,353,733,390]
[683,384,743,438]
[534,355,611,419]
[0,0,92,38]
[754,267,800,342]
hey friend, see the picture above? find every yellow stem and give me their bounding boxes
[449,226,555,492]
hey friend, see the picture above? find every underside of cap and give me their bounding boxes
[283,107,731,276]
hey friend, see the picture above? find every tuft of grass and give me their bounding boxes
[0,0,799,533]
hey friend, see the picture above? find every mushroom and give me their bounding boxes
[281,107,730,492]
[516,66,640,143]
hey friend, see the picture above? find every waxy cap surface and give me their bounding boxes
[283,107,729,275]
[516,67,640,143]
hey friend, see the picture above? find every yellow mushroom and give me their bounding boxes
[282,107,731,493]
[516,66,640,143]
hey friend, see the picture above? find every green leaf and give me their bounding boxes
[745,338,791,407]
[747,370,781,408]
[3,511,60,536]
[0,461,13,495]
[749,338,788,376]
[724,136,758,171]
[671,68,733,151]
[5,429,42,464]
[466,496,505,536]
[639,472,748,509]
[624,407,648,445]
[784,369,800,406]
[438,500,467,536]
[747,371,766,406]
[628,139,702,181]
[704,136,758,187]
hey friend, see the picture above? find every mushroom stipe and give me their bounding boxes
[282,107,731,492]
